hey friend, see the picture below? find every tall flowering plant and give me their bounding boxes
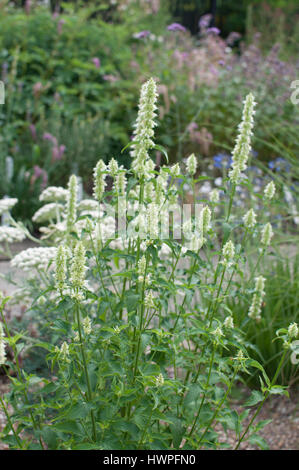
[0,79,296,450]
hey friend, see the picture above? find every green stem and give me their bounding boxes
[234,349,288,450]
[75,300,97,442]
[0,395,23,448]
[0,310,45,449]
[197,365,239,448]
[187,345,216,440]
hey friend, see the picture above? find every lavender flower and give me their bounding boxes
[133,30,151,39]
[167,23,186,33]
[207,27,220,35]
[92,57,101,68]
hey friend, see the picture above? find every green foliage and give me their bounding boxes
[0,81,295,450]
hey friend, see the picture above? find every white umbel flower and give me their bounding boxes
[11,247,57,271]
[32,203,64,224]
[229,93,256,184]
[39,186,68,203]
[0,198,18,215]
[0,226,25,243]
[78,199,100,213]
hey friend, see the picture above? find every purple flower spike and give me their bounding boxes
[43,132,57,145]
[167,23,187,33]
[29,124,37,140]
[133,30,151,39]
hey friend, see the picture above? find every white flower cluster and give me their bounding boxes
[0,226,25,243]
[0,198,18,215]
[39,186,68,203]
[248,275,266,322]
[11,247,57,271]
[32,203,64,224]
[229,93,256,184]
[131,78,158,177]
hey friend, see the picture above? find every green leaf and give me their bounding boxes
[269,385,289,397]
[248,434,269,450]
[53,421,83,436]
[169,417,185,449]
[41,427,58,449]
[125,293,139,313]
[64,402,94,420]
[244,390,264,407]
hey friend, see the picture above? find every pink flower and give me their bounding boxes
[43,132,57,145]
[57,19,65,35]
[25,0,31,15]
[29,124,37,140]
[103,74,118,83]
[92,57,101,68]
[31,166,48,189]
[52,144,66,162]
[33,82,43,98]
[133,30,151,39]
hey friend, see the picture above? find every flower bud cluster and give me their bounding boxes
[229,93,256,184]
[66,175,78,232]
[222,240,235,267]
[0,198,18,215]
[261,222,273,247]
[32,202,64,224]
[131,78,158,176]
[39,186,68,203]
[70,242,87,290]
[93,160,107,202]
[55,245,67,291]
[243,208,257,229]
[248,275,266,322]
[0,226,25,244]
[264,181,276,200]
[186,153,197,176]
[11,247,57,271]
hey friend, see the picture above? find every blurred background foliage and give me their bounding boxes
[0,0,298,225]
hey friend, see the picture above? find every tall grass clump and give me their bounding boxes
[0,79,297,450]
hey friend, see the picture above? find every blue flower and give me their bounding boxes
[213,153,232,169]
[268,157,291,172]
